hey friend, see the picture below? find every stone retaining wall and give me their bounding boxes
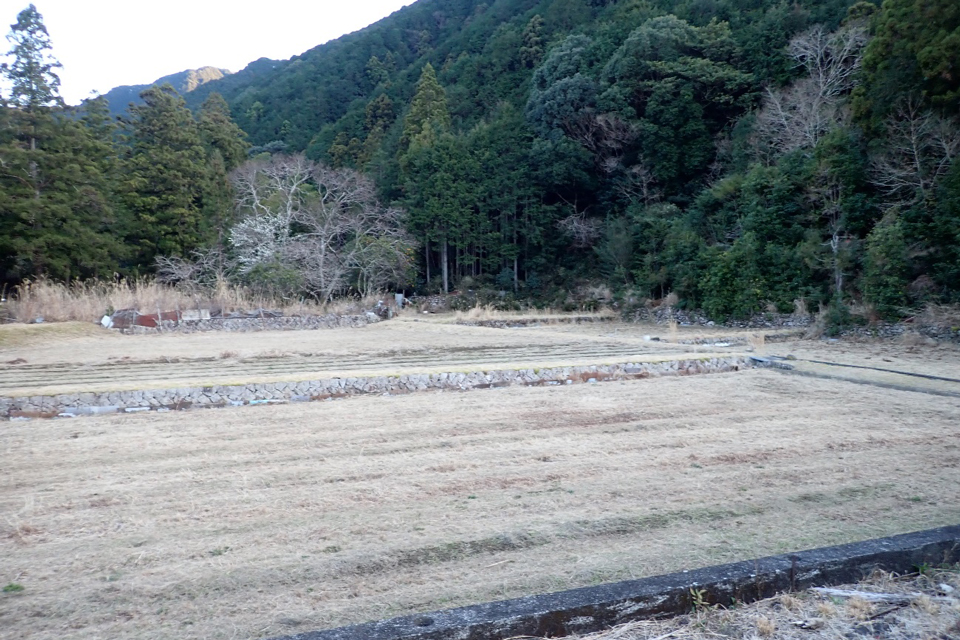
[456,316,614,329]
[118,313,379,335]
[2,356,752,419]
[632,306,814,329]
[633,306,960,343]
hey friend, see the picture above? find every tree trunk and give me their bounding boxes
[30,134,40,201]
[441,240,449,294]
[831,232,843,301]
[425,238,430,286]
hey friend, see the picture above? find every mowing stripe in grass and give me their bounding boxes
[270,525,960,640]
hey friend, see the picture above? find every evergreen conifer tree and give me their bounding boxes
[199,92,249,171]
[399,64,456,290]
[519,15,546,68]
[2,4,60,111]
[400,64,450,151]
[0,5,120,284]
[198,92,249,252]
[121,84,211,264]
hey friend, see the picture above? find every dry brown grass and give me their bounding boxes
[0,316,694,370]
[1,371,959,639]
[3,316,958,396]
[0,333,747,398]
[917,303,960,329]
[0,321,103,350]
[3,278,387,324]
[748,332,766,351]
[778,593,802,612]
[755,615,776,636]
[899,331,938,347]
[666,319,679,341]
[575,568,960,640]
[846,595,874,619]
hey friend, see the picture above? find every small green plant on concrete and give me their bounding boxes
[690,587,713,612]
[3,583,25,593]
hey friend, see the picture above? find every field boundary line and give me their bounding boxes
[768,367,960,399]
[787,357,960,384]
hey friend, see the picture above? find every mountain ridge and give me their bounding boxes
[100,65,235,115]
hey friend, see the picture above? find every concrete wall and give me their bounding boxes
[2,356,752,419]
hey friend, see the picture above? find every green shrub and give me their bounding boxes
[862,219,908,319]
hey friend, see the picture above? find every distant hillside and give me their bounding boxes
[184,0,528,149]
[183,0,857,152]
[101,66,234,115]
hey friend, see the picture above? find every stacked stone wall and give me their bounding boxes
[2,357,752,419]
[118,313,378,335]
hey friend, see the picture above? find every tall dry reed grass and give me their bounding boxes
[3,279,383,324]
[918,303,960,329]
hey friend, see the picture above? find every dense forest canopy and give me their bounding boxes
[1,0,959,321]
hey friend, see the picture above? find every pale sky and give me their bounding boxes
[0,0,415,105]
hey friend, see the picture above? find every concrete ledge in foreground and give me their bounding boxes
[273,525,960,640]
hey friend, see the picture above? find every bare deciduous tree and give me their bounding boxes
[787,23,867,101]
[753,23,868,160]
[230,154,416,301]
[807,170,854,300]
[558,213,602,248]
[870,98,960,206]
[229,154,314,274]
[615,160,660,206]
[155,246,233,292]
[566,113,638,172]
[555,193,602,248]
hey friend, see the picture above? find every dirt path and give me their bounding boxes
[2,370,958,640]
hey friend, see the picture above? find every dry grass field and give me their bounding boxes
[2,316,960,639]
[0,316,752,396]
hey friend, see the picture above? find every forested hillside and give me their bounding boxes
[2,0,959,322]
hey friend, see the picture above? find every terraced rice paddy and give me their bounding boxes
[1,314,958,639]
